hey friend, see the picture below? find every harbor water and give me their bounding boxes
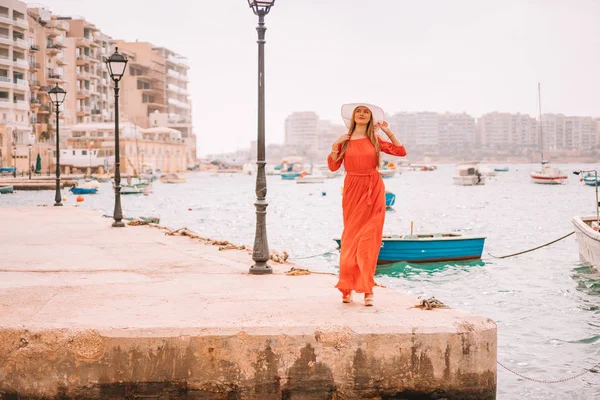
[1,163,599,399]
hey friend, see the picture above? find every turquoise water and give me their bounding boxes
[2,164,599,399]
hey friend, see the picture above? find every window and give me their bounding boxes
[82,150,87,155]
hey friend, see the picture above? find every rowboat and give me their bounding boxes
[0,184,14,194]
[333,233,486,264]
[385,191,396,207]
[572,216,600,270]
[70,186,98,195]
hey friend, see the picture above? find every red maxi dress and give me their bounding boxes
[327,137,407,295]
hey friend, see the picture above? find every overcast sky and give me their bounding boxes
[28,0,600,156]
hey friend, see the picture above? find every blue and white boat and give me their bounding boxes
[333,233,486,264]
[0,167,16,173]
[582,173,600,187]
[70,186,98,195]
[385,191,396,207]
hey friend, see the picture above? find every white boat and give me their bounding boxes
[573,216,600,270]
[530,164,567,184]
[378,169,396,179]
[478,165,496,177]
[531,83,567,185]
[295,175,324,184]
[120,184,150,195]
[453,162,485,186]
[160,173,186,184]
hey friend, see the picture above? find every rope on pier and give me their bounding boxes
[487,232,575,259]
[497,359,599,383]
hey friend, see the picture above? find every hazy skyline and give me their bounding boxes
[28,0,600,156]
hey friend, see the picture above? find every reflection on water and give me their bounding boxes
[375,259,486,278]
[2,164,600,399]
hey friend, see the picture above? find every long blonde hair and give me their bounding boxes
[338,106,381,167]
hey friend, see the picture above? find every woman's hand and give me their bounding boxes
[332,134,351,149]
[376,121,393,137]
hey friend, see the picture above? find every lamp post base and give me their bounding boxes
[53,202,63,207]
[112,221,125,228]
[249,262,272,275]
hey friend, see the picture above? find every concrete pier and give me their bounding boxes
[0,207,497,399]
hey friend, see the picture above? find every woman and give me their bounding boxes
[327,103,406,306]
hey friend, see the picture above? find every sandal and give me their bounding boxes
[342,291,353,303]
[364,294,374,307]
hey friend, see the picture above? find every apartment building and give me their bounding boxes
[438,113,475,151]
[477,112,537,150]
[317,119,345,157]
[0,0,33,170]
[284,111,319,158]
[115,41,196,166]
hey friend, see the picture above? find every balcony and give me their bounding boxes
[76,37,92,47]
[13,18,28,29]
[91,108,101,115]
[14,100,29,110]
[167,69,188,82]
[167,55,189,69]
[47,73,64,83]
[76,54,90,65]
[29,80,41,89]
[13,78,29,89]
[0,55,10,66]
[0,76,10,89]
[29,44,40,52]
[77,70,90,80]
[29,61,40,71]
[167,83,188,95]
[30,98,41,108]
[13,58,29,70]
[53,20,69,31]
[0,14,12,25]
[46,45,61,55]
[0,34,11,46]
[55,54,67,66]
[77,88,90,98]
[38,105,51,114]
[13,38,28,49]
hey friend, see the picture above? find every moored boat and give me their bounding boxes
[530,164,567,184]
[572,216,600,270]
[385,191,396,208]
[379,169,396,179]
[582,173,600,187]
[494,167,509,172]
[70,186,98,195]
[0,184,14,194]
[160,173,186,184]
[334,233,486,264]
[120,185,150,195]
[453,162,485,186]
[281,172,300,180]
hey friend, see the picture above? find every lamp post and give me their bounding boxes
[12,143,16,178]
[247,0,275,275]
[48,83,67,206]
[28,143,32,179]
[105,47,128,227]
[89,140,94,176]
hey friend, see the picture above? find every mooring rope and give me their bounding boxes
[497,359,599,383]
[487,232,575,259]
[288,248,340,260]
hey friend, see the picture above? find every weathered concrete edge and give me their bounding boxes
[0,326,497,400]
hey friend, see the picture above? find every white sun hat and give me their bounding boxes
[341,103,385,129]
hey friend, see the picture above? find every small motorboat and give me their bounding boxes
[530,164,567,184]
[494,167,509,172]
[581,173,600,187]
[0,167,16,174]
[70,186,98,195]
[385,191,396,208]
[0,184,14,194]
[453,162,485,186]
[160,173,186,184]
[120,184,150,195]
[281,172,300,180]
[334,233,486,264]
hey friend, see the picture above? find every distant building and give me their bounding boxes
[284,111,319,157]
[477,112,536,151]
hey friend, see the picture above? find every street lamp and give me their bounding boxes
[89,140,94,176]
[247,0,275,275]
[48,83,66,206]
[11,143,16,178]
[105,47,128,227]
[28,143,32,179]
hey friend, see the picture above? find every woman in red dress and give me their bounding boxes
[327,103,407,306]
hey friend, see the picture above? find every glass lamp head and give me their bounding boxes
[48,83,67,106]
[247,0,275,15]
[105,47,128,82]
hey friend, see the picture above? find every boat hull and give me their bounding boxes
[572,216,600,269]
[530,174,567,184]
[70,187,98,195]
[385,192,396,207]
[0,185,14,194]
[281,173,300,180]
[333,235,486,264]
